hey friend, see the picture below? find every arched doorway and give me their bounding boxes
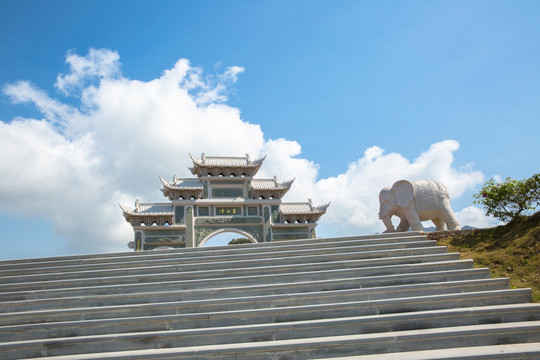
[200,229,257,247]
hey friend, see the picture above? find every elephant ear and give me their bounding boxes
[392,180,415,208]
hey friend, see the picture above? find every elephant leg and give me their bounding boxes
[381,216,396,233]
[396,218,410,232]
[405,210,424,232]
[440,201,461,231]
[431,217,447,231]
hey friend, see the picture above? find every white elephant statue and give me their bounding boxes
[378,179,461,233]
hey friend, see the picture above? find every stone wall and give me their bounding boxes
[425,229,475,240]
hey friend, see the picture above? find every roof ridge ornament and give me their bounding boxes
[284,177,296,187]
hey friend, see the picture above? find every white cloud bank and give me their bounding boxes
[0,48,498,254]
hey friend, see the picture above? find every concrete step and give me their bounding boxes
[0,258,476,297]
[0,266,491,304]
[0,238,434,277]
[0,243,446,282]
[3,302,539,344]
[0,278,511,326]
[1,231,537,359]
[321,343,540,359]
[0,233,426,271]
[0,243,444,282]
[0,247,452,286]
[4,320,540,359]
[0,267,493,312]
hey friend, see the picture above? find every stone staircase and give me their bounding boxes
[0,232,539,359]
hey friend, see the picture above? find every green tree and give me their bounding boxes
[473,173,540,222]
[228,238,253,245]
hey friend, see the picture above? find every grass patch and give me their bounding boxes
[436,212,540,302]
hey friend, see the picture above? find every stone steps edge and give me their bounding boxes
[8,321,540,360]
[0,250,456,285]
[0,288,533,344]
[0,233,425,267]
[0,278,512,325]
[320,343,540,360]
[0,259,475,293]
[0,242,441,277]
[0,236,431,271]
[2,302,539,346]
[0,267,492,303]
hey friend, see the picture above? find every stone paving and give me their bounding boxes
[0,232,539,359]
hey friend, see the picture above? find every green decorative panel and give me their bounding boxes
[174,206,184,224]
[144,236,184,243]
[209,180,246,185]
[247,206,258,215]
[272,227,309,234]
[143,229,185,236]
[271,205,280,223]
[203,181,209,198]
[143,241,185,250]
[195,217,261,225]
[135,232,142,251]
[216,206,242,216]
[212,188,244,198]
[198,207,209,216]
[273,232,309,240]
[272,225,310,241]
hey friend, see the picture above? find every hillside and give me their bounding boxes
[435,212,540,302]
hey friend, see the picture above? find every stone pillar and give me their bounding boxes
[186,206,195,247]
[263,206,272,242]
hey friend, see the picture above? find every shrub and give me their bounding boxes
[228,238,253,245]
[473,173,540,222]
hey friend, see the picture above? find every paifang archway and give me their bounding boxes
[121,153,329,251]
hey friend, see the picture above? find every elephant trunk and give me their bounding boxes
[378,205,392,220]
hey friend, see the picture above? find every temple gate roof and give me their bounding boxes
[189,153,265,177]
[160,177,204,200]
[120,201,174,226]
[251,177,295,199]
[280,200,330,223]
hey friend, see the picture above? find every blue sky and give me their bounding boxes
[0,1,539,259]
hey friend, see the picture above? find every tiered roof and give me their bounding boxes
[160,177,203,200]
[280,199,331,224]
[251,177,295,199]
[120,154,330,230]
[120,200,174,226]
[189,153,265,177]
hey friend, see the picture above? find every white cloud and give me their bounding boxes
[456,206,502,228]
[0,48,491,255]
[55,48,121,95]
[3,81,79,132]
